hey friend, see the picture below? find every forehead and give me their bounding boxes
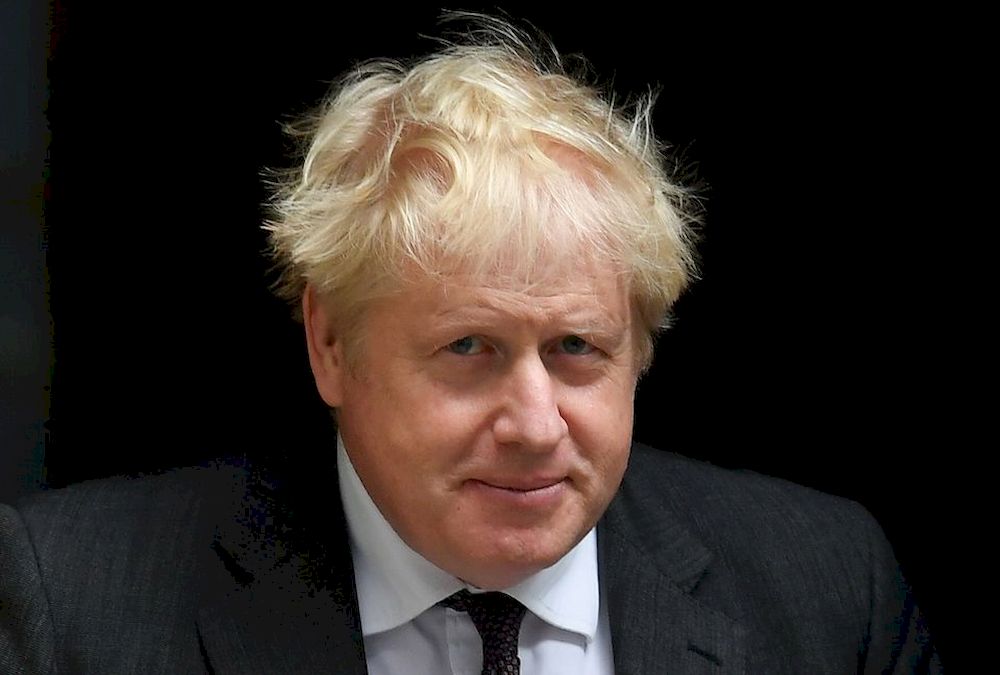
[386,255,632,322]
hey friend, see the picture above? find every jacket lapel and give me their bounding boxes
[194,462,368,675]
[599,453,747,674]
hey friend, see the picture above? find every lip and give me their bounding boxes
[472,477,566,491]
[465,477,569,509]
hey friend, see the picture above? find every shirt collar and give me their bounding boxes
[337,437,600,641]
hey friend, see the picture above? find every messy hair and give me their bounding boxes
[265,13,699,370]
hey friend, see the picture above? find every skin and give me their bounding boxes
[304,261,640,590]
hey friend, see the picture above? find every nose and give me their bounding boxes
[492,354,569,451]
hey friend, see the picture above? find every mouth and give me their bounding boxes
[465,477,569,508]
[472,477,566,492]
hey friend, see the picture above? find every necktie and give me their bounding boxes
[440,589,528,675]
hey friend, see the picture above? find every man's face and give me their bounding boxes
[307,260,639,590]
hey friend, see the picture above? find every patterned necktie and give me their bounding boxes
[440,589,528,675]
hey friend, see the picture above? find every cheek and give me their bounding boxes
[567,378,635,438]
[565,386,634,481]
[347,378,491,472]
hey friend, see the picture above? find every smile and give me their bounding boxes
[465,478,568,507]
[474,475,565,490]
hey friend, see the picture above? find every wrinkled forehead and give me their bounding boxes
[401,235,630,295]
[384,250,633,331]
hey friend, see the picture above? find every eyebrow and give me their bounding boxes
[431,305,630,347]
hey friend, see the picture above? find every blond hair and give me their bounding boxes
[265,14,699,370]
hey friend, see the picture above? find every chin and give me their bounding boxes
[456,560,549,591]
[454,529,576,590]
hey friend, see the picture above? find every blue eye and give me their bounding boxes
[560,335,594,355]
[447,336,485,355]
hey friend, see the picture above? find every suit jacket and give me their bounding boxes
[1,444,939,673]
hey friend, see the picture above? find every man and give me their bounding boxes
[1,15,938,674]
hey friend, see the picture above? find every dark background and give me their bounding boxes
[4,1,984,665]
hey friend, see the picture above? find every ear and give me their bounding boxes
[303,284,347,408]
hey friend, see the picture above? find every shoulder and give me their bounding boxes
[621,442,878,545]
[2,462,249,669]
[608,444,939,671]
[14,462,247,565]
[614,444,887,625]
[2,461,255,671]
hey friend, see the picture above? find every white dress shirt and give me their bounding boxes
[337,438,614,674]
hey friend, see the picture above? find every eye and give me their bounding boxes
[558,335,595,355]
[446,336,487,355]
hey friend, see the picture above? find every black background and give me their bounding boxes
[19,1,988,664]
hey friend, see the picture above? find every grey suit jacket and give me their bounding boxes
[1,444,939,673]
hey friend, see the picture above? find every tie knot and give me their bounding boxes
[440,590,527,675]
